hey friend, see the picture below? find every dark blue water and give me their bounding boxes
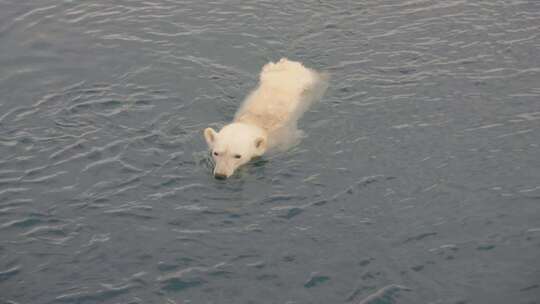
[1,1,539,303]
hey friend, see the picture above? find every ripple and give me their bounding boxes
[54,282,138,303]
[0,217,43,230]
[356,285,412,304]
[304,272,330,288]
[0,265,21,282]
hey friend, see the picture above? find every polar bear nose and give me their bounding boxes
[214,173,227,180]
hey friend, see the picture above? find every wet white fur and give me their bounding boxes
[204,58,328,178]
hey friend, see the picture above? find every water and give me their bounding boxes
[0,1,539,303]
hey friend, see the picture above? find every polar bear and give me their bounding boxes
[204,58,328,179]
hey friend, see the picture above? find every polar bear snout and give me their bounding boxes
[214,172,228,180]
[213,162,234,179]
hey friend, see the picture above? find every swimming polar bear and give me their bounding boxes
[204,58,328,179]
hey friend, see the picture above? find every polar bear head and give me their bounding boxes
[204,123,267,179]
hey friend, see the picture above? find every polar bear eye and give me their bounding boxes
[234,154,241,159]
[213,151,219,156]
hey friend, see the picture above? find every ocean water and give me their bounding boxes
[0,1,539,303]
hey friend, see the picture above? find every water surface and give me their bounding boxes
[1,1,539,303]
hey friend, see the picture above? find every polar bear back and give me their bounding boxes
[234,58,328,133]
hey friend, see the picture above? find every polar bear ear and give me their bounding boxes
[254,137,266,153]
[204,128,217,147]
